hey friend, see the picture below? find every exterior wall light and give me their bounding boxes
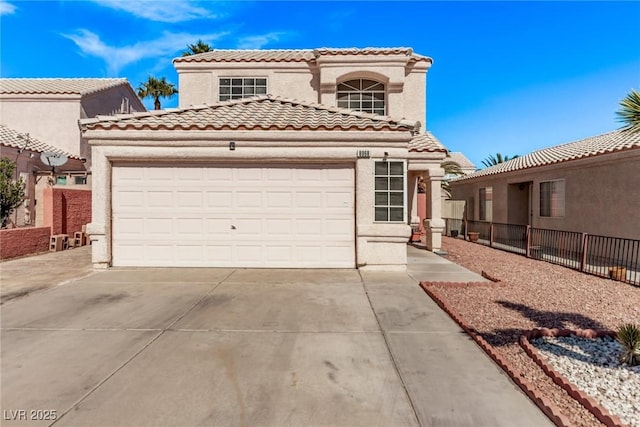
[229,141,236,151]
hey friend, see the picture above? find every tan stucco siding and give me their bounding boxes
[450,150,640,239]
[403,71,427,128]
[0,99,82,157]
[178,72,213,108]
[178,67,317,108]
[175,58,428,125]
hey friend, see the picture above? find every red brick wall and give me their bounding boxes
[0,226,51,260]
[43,188,92,235]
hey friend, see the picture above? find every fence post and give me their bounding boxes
[526,225,531,258]
[580,233,588,272]
[489,223,494,247]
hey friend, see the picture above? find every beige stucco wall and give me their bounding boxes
[450,149,640,239]
[177,63,318,108]
[82,128,444,269]
[0,97,82,158]
[175,55,430,125]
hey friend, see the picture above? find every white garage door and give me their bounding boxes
[111,164,355,268]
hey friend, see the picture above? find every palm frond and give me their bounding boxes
[616,89,640,134]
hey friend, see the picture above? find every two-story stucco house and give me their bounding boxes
[80,48,449,270]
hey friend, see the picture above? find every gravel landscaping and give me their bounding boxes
[431,236,640,427]
[531,336,640,426]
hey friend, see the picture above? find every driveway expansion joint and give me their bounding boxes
[358,270,422,426]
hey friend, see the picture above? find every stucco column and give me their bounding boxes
[423,167,445,252]
[85,147,110,269]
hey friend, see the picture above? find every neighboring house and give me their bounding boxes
[0,78,146,169]
[80,48,450,270]
[450,130,640,240]
[0,124,83,227]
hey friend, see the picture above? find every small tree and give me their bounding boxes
[137,76,178,110]
[0,157,26,228]
[182,39,213,57]
[616,89,640,134]
[481,153,519,168]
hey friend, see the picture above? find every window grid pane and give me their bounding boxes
[374,161,404,223]
[336,78,386,115]
[219,77,268,101]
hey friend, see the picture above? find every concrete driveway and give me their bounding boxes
[1,249,552,427]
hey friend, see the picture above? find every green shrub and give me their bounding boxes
[616,323,640,366]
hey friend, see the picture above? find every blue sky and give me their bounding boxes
[1,1,638,167]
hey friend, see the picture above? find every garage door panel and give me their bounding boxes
[175,218,203,235]
[146,191,173,208]
[112,164,354,268]
[235,245,262,263]
[114,191,145,208]
[236,192,262,208]
[265,245,292,262]
[206,191,232,208]
[176,191,203,208]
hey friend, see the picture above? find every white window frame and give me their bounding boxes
[219,77,267,101]
[337,79,386,115]
[540,179,565,217]
[479,187,493,221]
[373,160,406,223]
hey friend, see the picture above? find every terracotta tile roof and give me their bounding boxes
[174,47,432,64]
[409,131,447,152]
[80,95,417,132]
[446,152,476,170]
[0,78,130,96]
[0,124,79,158]
[454,129,640,181]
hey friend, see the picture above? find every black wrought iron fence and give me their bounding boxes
[451,220,639,286]
[492,223,527,255]
[466,220,491,241]
[584,235,640,285]
[528,228,583,269]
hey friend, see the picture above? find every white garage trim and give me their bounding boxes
[111,163,355,268]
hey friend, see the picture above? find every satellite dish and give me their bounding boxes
[40,152,68,167]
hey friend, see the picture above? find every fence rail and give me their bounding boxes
[442,218,640,286]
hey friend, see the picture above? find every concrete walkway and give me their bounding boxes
[0,246,551,426]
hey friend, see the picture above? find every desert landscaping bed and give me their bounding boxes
[425,237,640,427]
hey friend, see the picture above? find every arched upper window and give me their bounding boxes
[336,79,385,115]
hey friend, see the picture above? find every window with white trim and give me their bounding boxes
[540,180,565,217]
[374,161,405,222]
[337,79,385,115]
[479,187,493,221]
[219,78,267,101]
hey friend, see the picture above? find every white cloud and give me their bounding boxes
[0,1,16,15]
[91,0,213,23]
[62,30,228,75]
[236,32,286,49]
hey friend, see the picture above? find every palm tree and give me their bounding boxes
[616,89,640,133]
[481,153,519,168]
[182,40,213,57]
[137,76,178,110]
[440,160,463,198]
